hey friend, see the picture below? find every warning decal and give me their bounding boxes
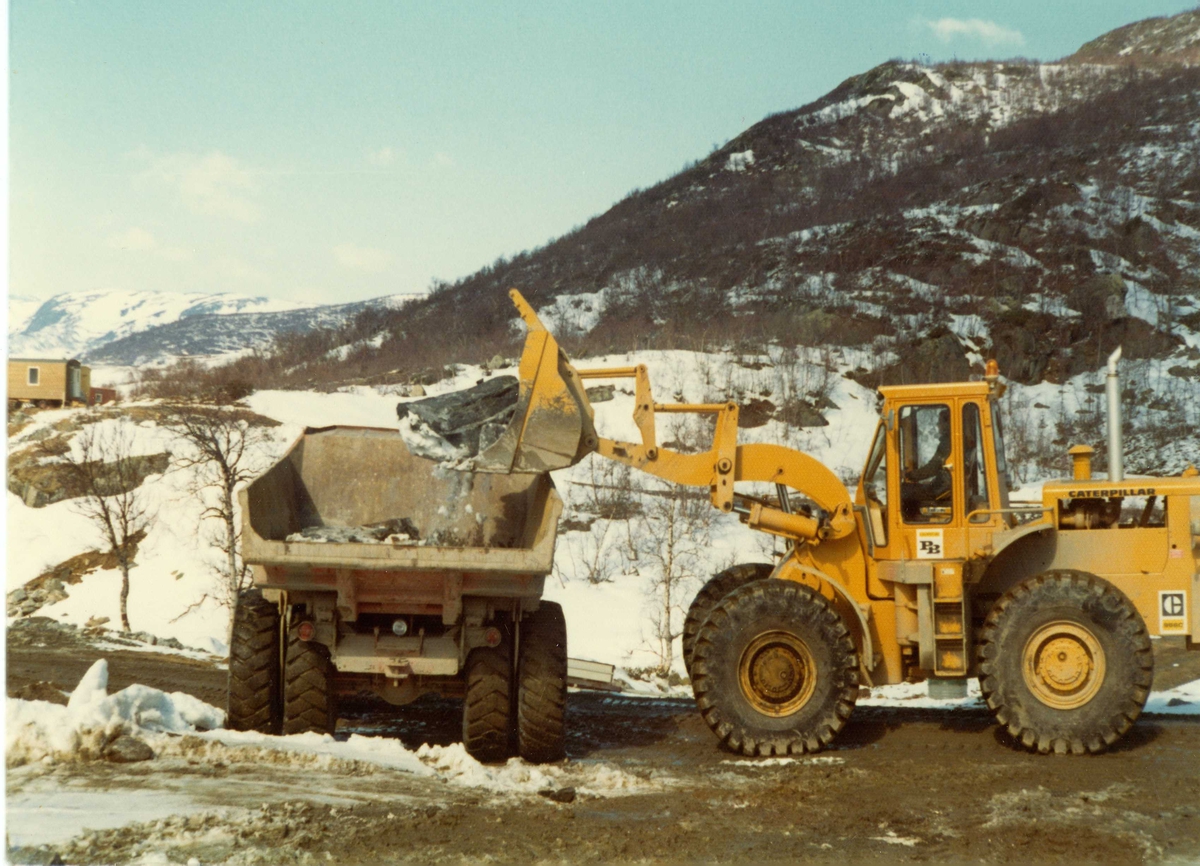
[1159,591,1188,635]
[915,528,944,560]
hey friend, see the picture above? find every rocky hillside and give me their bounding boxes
[1070,8,1200,62]
[144,9,1200,473]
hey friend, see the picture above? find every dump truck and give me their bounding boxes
[227,424,575,762]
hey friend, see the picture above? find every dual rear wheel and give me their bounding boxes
[226,589,335,736]
[462,602,567,763]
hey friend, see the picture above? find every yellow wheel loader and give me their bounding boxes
[485,289,1199,756]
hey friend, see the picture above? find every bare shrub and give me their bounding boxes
[54,420,156,631]
[165,406,276,625]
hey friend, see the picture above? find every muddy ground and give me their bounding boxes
[7,621,1200,866]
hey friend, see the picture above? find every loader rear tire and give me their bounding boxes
[517,601,567,763]
[978,570,1153,755]
[227,589,282,734]
[463,646,513,763]
[283,629,336,735]
[692,580,858,757]
[683,563,775,678]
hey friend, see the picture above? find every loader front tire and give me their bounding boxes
[517,601,567,763]
[692,580,858,757]
[683,563,775,678]
[978,571,1153,755]
[227,589,282,734]
[463,645,513,763]
[283,629,336,735]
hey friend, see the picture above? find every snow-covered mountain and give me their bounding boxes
[7,294,46,335]
[6,289,421,364]
[8,290,307,359]
[85,294,417,366]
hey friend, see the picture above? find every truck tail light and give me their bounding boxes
[484,627,502,647]
[297,621,316,642]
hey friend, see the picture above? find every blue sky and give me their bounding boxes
[8,1,1198,307]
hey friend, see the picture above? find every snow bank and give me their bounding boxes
[1144,679,1200,715]
[6,660,225,766]
[194,730,667,797]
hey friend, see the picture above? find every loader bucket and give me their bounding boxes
[468,289,596,473]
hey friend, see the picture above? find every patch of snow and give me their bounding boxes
[725,150,755,172]
[6,660,225,767]
[1144,679,1200,715]
[537,289,607,338]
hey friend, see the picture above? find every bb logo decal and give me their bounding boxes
[1159,591,1187,635]
[915,529,944,560]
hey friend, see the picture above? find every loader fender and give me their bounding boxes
[975,524,1059,601]
[773,560,875,683]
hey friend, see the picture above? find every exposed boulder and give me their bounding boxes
[1068,273,1126,323]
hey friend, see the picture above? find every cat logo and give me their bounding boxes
[1159,591,1187,635]
[915,529,944,560]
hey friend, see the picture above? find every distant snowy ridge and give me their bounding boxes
[86,293,417,366]
[8,289,420,364]
[9,290,307,359]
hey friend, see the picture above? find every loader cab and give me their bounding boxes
[855,381,1011,563]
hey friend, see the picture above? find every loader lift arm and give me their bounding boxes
[496,289,855,543]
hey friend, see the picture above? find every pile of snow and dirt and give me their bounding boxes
[6,660,224,767]
[8,661,673,802]
[286,517,420,545]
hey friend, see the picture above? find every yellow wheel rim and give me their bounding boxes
[738,630,817,717]
[1022,621,1106,710]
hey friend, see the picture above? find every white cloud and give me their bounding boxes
[367,146,396,167]
[106,227,157,251]
[139,149,262,222]
[103,226,194,262]
[333,242,393,273]
[927,18,1025,47]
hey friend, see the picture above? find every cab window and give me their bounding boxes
[900,404,952,524]
[963,403,991,523]
[863,423,888,546]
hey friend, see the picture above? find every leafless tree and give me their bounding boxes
[624,480,714,675]
[56,420,155,632]
[166,405,273,612]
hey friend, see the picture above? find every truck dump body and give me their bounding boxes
[241,425,561,582]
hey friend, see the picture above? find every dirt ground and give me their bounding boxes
[7,621,1200,866]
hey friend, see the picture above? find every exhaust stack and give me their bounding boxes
[1106,346,1123,483]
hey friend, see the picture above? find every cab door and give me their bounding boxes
[894,402,965,561]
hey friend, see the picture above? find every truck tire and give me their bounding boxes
[463,646,513,763]
[283,629,336,735]
[517,601,567,763]
[692,580,859,757]
[978,570,1153,755]
[227,589,281,734]
[683,563,775,678]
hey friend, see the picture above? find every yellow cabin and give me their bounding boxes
[7,358,91,407]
